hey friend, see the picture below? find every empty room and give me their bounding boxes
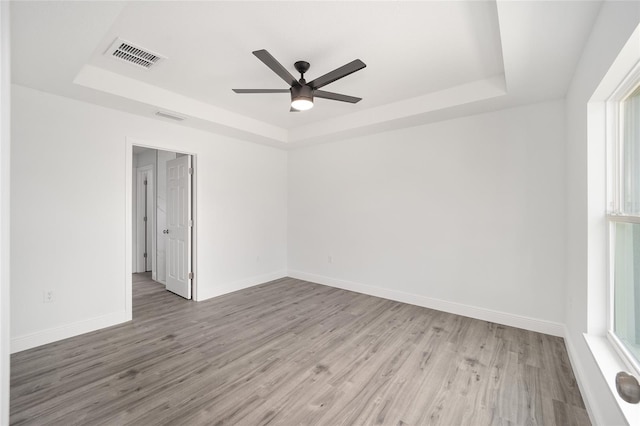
[2,0,640,425]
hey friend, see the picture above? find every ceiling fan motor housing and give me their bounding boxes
[291,84,313,103]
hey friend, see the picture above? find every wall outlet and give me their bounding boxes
[43,290,54,303]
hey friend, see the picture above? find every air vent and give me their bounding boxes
[155,111,185,121]
[106,38,165,70]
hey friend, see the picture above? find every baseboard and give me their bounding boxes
[11,271,288,352]
[11,310,130,354]
[562,327,602,425]
[196,270,288,301]
[288,270,564,337]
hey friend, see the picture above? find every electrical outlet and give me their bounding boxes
[43,290,54,303]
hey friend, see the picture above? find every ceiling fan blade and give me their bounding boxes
[253,49,299,87]
[232,89,290,93]
[314,90,362,103]
[308,59,366,89]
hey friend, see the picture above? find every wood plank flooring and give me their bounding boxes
[10,274,590,425]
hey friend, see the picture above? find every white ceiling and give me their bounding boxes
[10,1,603,147]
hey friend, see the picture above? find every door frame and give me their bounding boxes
[125,137,198,320]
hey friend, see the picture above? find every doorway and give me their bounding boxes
[131,145,196,301]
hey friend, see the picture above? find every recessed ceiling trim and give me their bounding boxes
[288,75,507,145]
[105,38,165,70]
[73,65,289,145]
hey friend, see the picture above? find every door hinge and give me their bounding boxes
[189,219,194,227]
[143,216,147,222]
[144,180,148,185]
[188,167,193,175]
[143,252,147,258]
[188,271,194,280]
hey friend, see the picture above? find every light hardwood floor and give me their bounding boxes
[10,274,589,425]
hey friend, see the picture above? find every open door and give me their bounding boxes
[165,155,192,299]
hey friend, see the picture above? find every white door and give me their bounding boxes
[166,155,192,299]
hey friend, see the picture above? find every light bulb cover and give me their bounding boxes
[291,99,313,111]
[291,85,314,111]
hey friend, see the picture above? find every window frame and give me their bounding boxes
[606,62,640,377]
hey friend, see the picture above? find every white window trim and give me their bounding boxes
[605,59,640,378]
[585,22,640,425]
[608,329,640,375]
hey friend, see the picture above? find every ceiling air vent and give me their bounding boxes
[106,38,165,70]
[155,111,185,121]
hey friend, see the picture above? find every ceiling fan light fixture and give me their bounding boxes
[291,98,314,111]
[291,84,314,111]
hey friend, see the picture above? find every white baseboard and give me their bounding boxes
[562,327,602,426]
[11,271,288,353]
[288,270,564,337]
[196,270,288,301]
[11,310,130,354]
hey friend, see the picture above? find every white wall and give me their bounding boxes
[288,100,566,333]
[134,149,156,168]
[10,84,288,351]
[565,2,640,425]
[0,1,10,423]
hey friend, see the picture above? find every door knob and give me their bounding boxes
[163,229,169,234]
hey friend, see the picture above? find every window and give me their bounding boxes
[587,22,640,424]
[608,82,640,374]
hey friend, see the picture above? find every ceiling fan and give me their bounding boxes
[233,49,366,112]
